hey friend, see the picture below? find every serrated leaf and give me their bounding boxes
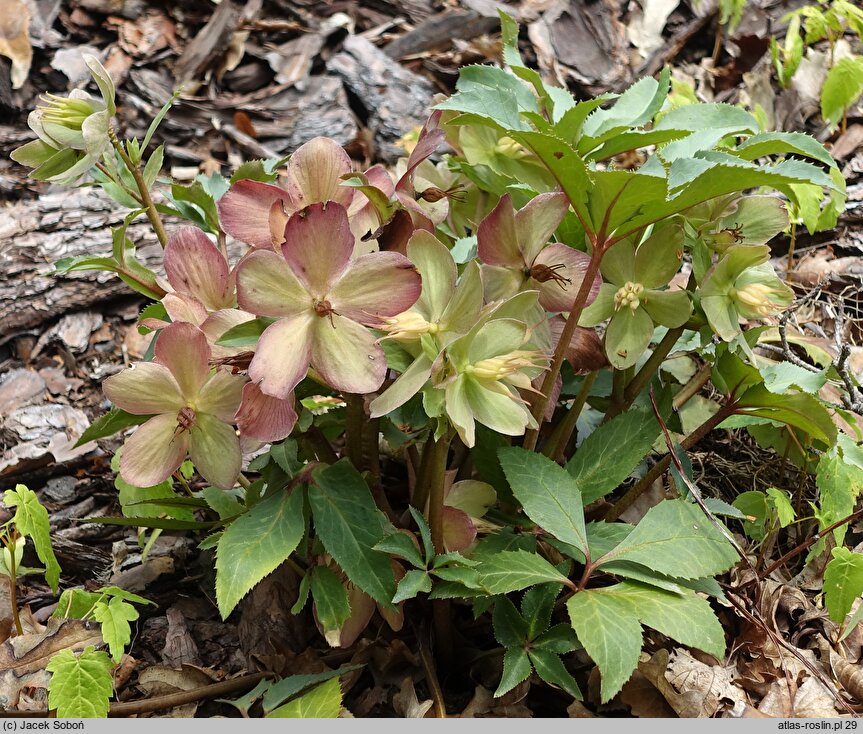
[53,589,103,620]
[4,485,61,591]
[262,665,363,713]
[824,547,863,623]
[270,439,301,475]
[267,676,342,718]
[566,407,659,504]
[495,647,533,697]
[597,499,738,579]
[567,589,643,702]
[476,550,571,594]
[529,648,581,699]
[820,57,863,130]
[499,448,588,555]
[215,488,305,619]
[92,596,139,662]
[766,488,795,528]
[760,362,828,394]
[215,317,272,347]
[46,646,113,718]
[734,132,835,168]
[493,596,529,647]
[308,461,396,608]
[816,452,863,547]
[310,566,351,635]
[533,623,579,654]
[74,407,150,448]
[393,569,432,603]
[521,583,561,639]
[374,532,425,569]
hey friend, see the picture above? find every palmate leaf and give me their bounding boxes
[596,499,738,579]
[92,596,139,662]
[568,581,725,702]
[215,487,306,619]
[46,646,114,718]
[4,485,61,591]
[824,548,863,623]
[308,461,396,608]
[498,448,588,555]
[566,407,659,504]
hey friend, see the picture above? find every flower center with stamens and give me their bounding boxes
[314,299,334,317]
[529,262,572,290]
[613,282,644,312]
[175,406,196,434]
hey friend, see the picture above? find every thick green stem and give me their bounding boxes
[109,127,168,248]
[672,363,712,410]
[604,401,736,521]
[344,393,366,469]
[544,371,598,463]
[524,245,606,451]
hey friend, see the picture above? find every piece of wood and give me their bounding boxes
[383,9,500,59]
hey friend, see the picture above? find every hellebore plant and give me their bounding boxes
[12,11,856,717]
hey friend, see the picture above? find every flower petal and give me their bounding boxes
[369,354,433,418]
[154,322,211,400]
[633,223,685,290]
[103,362,184,415]
[235,382,298,442]
[477,193,522,268]
[164,227,232,310]
[604,306,654,370]
[310,314,387,393]
[467,319,528,363]
[249,315,314,399]
[396,111,445,191]
[200,308,256,359]
[218,180,294,248]
[330,252,421,324]
[480,264,524,305]
[445,376,477,448]
[516,192,569,265]
[641,289,692,328]
[281,202,354,295]
[189,413,241,489]
[120,413,189,487]
[406,231,456,321]
[162,293,207,327]
[285,137,354,210]
[197,369,245,422]
[549,318,608,374]
[235,249,310,318]
[442,507,477,553]
[533,244,601,313]
[464,377,534,437]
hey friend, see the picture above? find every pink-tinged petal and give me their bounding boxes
[348,164,395,218]
[396,111,445,192]
[164,227,232,310]
[197,369,245,422]
[249,315,314,399]
[188,413,241,489]
[120,413,189,487]
[330,252,421,324]
[442,506,477,553]
[162,293,207,327]
[517,192,569,265]
[200,308,256,359]
[319,583,375,648]
[285,137,354,210]
[310,314,387,393]
[235,249,310,318]
[281,202,353,295]
[235,382,298,442]
[477,193,523,268]
[549,318,608,374]
[103,363,184,415]
[154,322,211,400]
[217,180,295,249]
[532,244,601,313]
[268,200,289,248]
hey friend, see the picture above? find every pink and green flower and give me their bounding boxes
[103,322,245,489]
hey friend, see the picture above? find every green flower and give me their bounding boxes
[700,244,793,340]
[11,55,116,184]
[580,223,692,370]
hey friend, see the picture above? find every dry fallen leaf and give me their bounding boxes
[392,677,433,718]
[0,0,32,89]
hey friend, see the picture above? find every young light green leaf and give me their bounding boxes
[92,596,139,662]
[308,461,396,608]
[820,57,863,131]
[566,407,659,504]
[596,499,738,579]
[824,547,863,623]
[267,677,342,718]
[498,448,588,555]
[46,646,114,718]
[262,665,364,713]
[476,550,572,594]
[4,484,61,591]
[816,452,863,547]
[766,488,795,528]
[215,487,306,619]
[310,566,351,634]
[495,647,533,697]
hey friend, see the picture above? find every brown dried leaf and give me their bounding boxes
[392,677,433,718]
[0,0,32,89]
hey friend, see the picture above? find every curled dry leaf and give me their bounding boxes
[392,677,433,718]
[0,0,32,89]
